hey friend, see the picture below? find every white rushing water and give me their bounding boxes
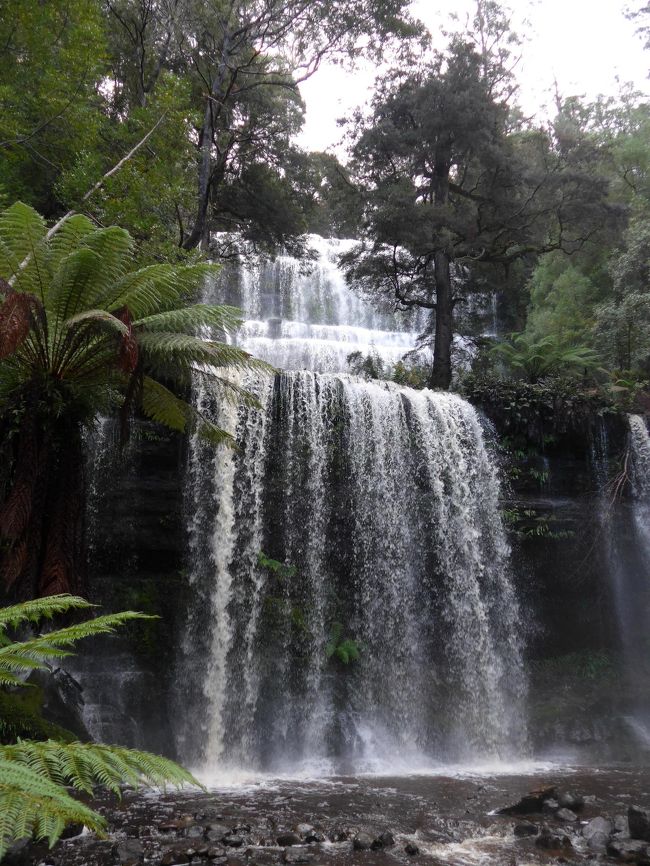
[176,237,527,777]
[597,414,650,747]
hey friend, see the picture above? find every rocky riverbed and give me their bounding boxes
[11,766,650,866]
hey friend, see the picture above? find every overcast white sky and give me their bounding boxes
[296,0,649,153]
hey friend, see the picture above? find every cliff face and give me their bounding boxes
[76,405,643,762]
[477,402,639,758]
[73,423,188,757]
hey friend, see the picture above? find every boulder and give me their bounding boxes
[113,839,144,864]
[223,835,245,848]
[542,798,560,813]
[513,822,538,837]
[185,825,205,839]
[277,833,302,847]
[160,850,190,866]
[535,827,571,851]
[607,838,650,863]
[498,785,557,815]
[558,792,584,812]
[295,824,313,836]
[630,806,650,842]
[206,824,231,839]
[282,847,312,864]
[582,816,612,852]
[615,815,631,836]
[372,832,395,849]
[556,808,578,823]
[352,833,374,851]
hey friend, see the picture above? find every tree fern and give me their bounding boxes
[0,595,203,857]
[0,201,272,596]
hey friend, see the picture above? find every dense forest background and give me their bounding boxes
[2,0,650,393]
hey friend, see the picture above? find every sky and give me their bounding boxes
[296,0,649,153]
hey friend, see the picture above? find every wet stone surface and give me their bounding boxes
[14,766,650,866]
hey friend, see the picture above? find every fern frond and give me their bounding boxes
[0,610,153,682]
[64,309,130,337]
[0,203,46,282]
[0,757,106,857]
[0,595,95,631]
[49,248,105,322]
[0,741,202,795]
[46,215,96,270]
[141,377,235,446]
[107,263,215,319]
[138,332,273,374]
[0,740,202,855]
[135,304,243,335]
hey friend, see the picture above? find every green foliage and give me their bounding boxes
[490,332,599,383]
[503,506,574,540]
[346,350,385,380]
[0,0,107,213]
[257,552,297,581]
[346,351,429,388]
[525,251,609,346]
[0,689,75,746]
[325,623,361,665]
[0,595,151,686]
[0,594,202,857]
[462,373,621,442]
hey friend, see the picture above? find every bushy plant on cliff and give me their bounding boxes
[461,373,621,442]
[490,332,599,383]
[0,594,201,858]
[0,202,268,599]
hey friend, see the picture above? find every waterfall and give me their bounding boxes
[600,414,650,746]
[213,234,431,374]
[176,237,527,775]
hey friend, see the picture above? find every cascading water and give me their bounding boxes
[612,414,650,744]
[175,237,527,776]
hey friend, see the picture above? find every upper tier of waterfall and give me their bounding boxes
[207,235,431,373]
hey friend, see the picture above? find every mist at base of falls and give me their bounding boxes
[172,236,528,777]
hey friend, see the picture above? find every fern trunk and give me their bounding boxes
[0,404,86,600]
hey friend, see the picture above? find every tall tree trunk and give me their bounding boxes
[182,97,214,251]
[430,250,453,389]
[429,141,453,390]
[183,26,234,251]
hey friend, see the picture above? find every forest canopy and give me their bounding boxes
[1,0,650,391]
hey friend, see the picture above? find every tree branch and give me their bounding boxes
[9,114,168,283]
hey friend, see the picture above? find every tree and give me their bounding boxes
[0,593,201,856]
[0,0,107,215]
[343,4,618,389]
[0,202,267,600]
[103,0,415,251]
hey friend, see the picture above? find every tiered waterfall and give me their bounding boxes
[174,237,527,775]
